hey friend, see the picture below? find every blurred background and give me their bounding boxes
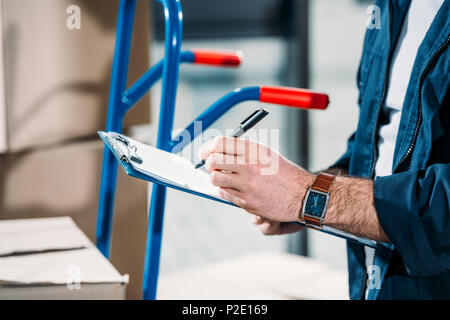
[0,0,372,299]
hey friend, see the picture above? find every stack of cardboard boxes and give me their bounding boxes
[0,0,151,299]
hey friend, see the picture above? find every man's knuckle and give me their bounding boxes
[210,137,220,151]
[209,153,218,165]
[205,158,214,171]
[210,171,220,185]
[215,136,228,151]
[212,153,224,167]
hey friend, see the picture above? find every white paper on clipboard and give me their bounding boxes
[100,131,224,200]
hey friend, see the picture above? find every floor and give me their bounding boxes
[158,252,349,300]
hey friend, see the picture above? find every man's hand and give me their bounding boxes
[252,215,304,235]
[198,136,315,223]
[199,136,390,242]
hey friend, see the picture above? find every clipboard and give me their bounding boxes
[98,131,233,206]
[99,131,382,249]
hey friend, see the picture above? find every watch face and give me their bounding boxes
[304,191,328,218]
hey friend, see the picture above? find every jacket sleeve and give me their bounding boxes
[374,163,450,277]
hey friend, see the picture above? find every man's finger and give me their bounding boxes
[198,136,252,160]
[218,187,246,207]
[260,221,279,235]
[210,171,243,190]
[252,215,265,225]
[205,153,245,173]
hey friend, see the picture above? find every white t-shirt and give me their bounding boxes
[365,0,444,298]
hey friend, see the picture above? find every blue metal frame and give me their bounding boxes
[97,0,138,257]
[142,0,183,300]
[97,0,263,300]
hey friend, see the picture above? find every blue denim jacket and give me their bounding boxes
[333,0,450,299]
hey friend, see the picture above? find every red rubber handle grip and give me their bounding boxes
[192,49,243,67]
[260,86,329,110]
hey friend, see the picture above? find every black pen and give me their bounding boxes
[195,108,269,169]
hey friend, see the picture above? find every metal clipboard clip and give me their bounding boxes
[106,133,143,164]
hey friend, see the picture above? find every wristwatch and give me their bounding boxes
[300,173,335,230]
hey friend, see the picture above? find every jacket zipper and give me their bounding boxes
[370,2,393,178]
[362,1,393,300]
[393,35,450,173]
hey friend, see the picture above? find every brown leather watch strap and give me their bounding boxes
[311,173,335,193]
[303,216,322,229]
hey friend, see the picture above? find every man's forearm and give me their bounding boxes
[322,175,391,243]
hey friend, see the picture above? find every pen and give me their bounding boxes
[195,108,269,169]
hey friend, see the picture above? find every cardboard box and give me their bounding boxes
[0,0,151,153]
[0,217,128,300]
[0,139,148,299]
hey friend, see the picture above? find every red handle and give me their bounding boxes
[260,86,329,110]
[192,49,243,67]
